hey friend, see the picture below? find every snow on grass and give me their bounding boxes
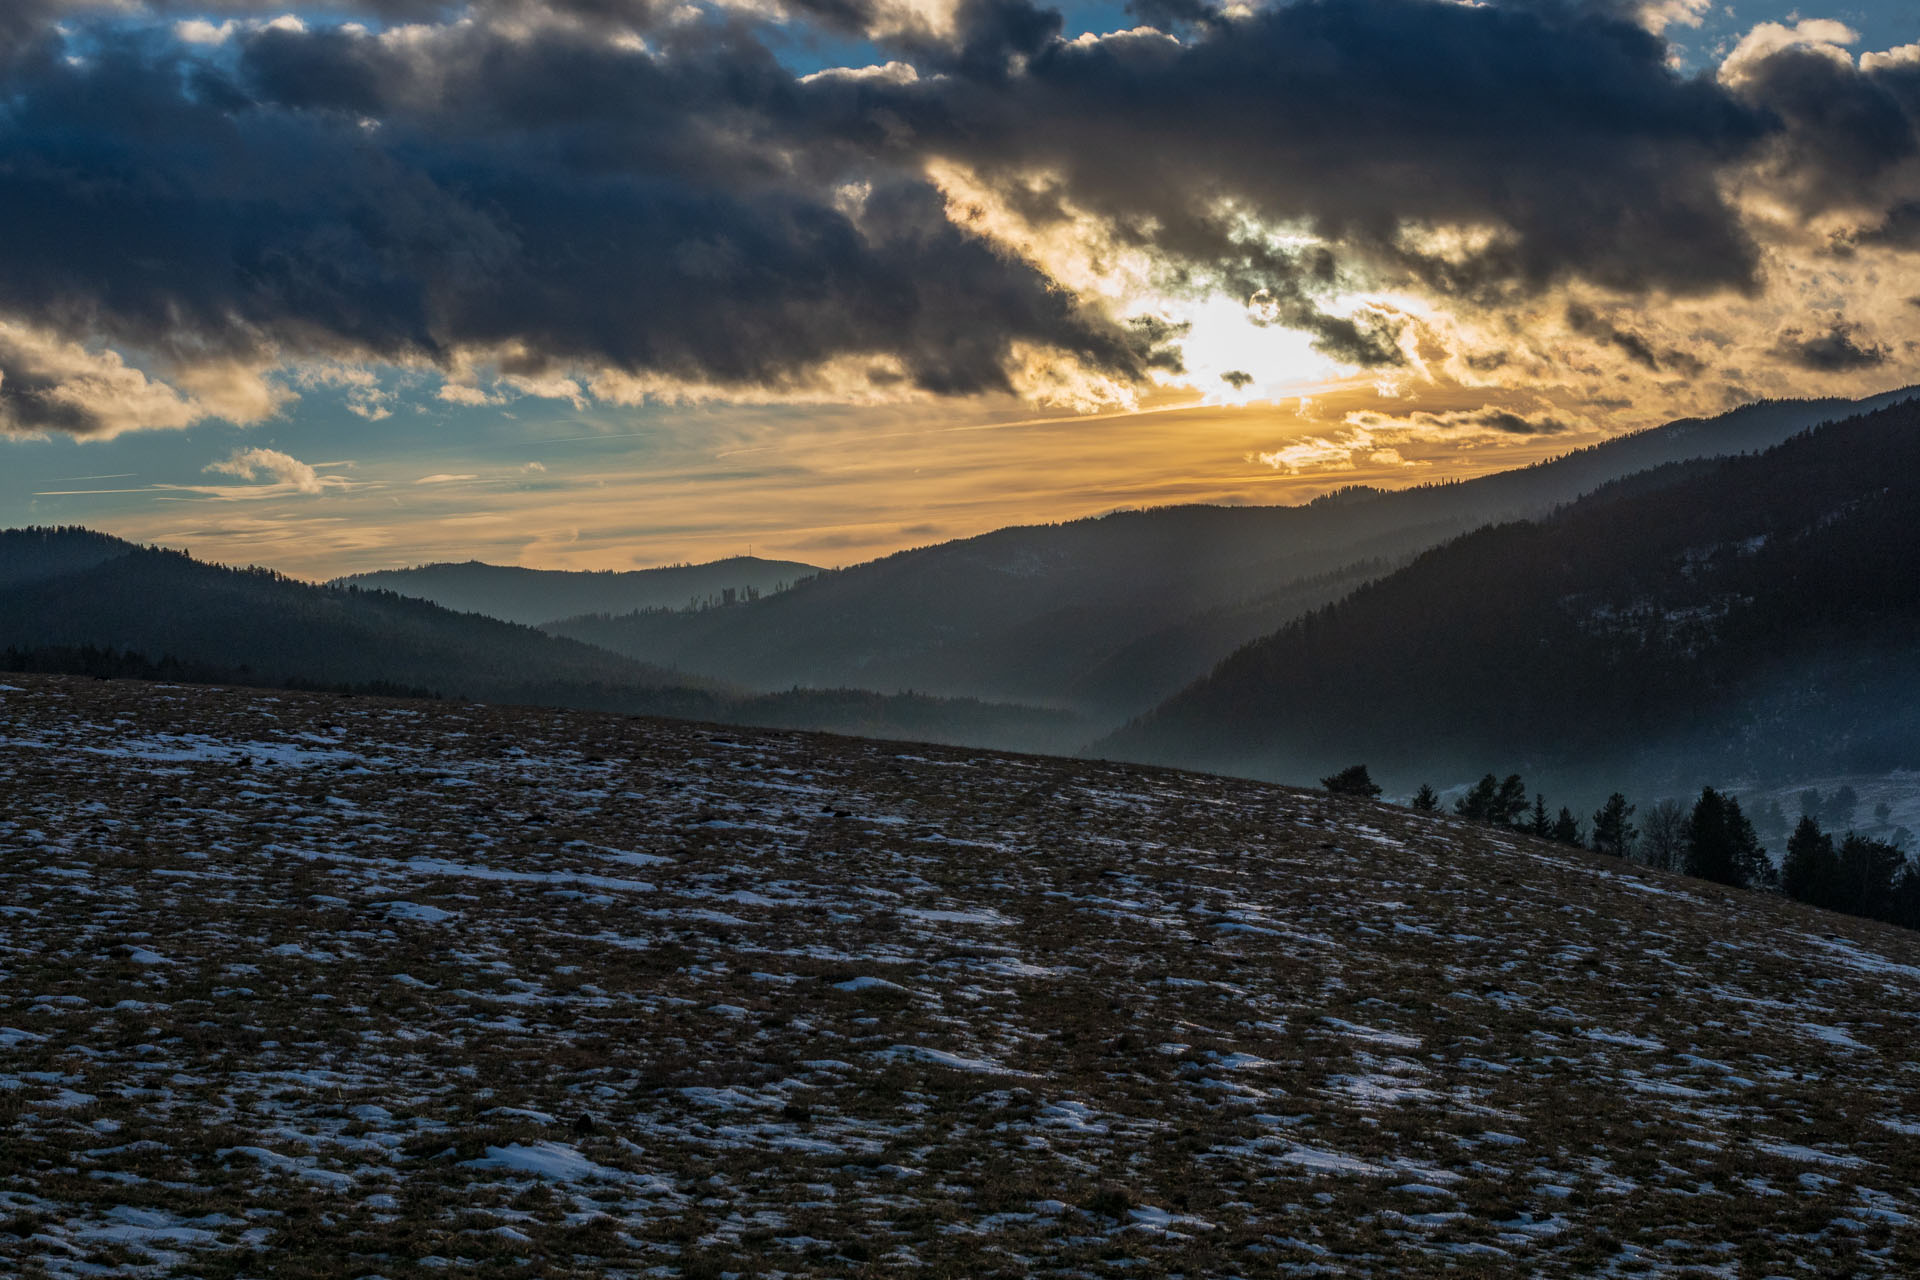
[1800,1021,1873,1051]
[461,1142,643,1184]
[2,672,1918,1278]
[380,901,455,924]
[878,1045,1033,1076]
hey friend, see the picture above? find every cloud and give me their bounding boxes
[897,0,1772,315]
[1716,23,1920,219]
[205,447,329,494]
[415,472,478,483]
[1564,303,1706,376]
[1464,408,1572,436]
[1253,436,1361,475]
[0,16,1154,407]
[294,362,393,419]
[1860,44,1920,76]
[1774,322,1890,372]
[1629,0,1709,38]
[1718,19,1860,88]
[0,321,202,438]
[0,0,1913,427]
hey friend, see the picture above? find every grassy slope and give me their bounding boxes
[2,674,1916,1277]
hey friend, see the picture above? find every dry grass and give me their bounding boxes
[1,672,1917,1276]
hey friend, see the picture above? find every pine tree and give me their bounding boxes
[1454,775,1499,822]
[1684,787,1770,888]
[1590,793,1637,858]
[1781,815,1837,907]
[1530,794,1552,839]
[1455,773,1529,827]
[1410,784,1439,812]
[1321,764,1383,798]
[1835,833,1906,918]
[1494,774,1529,827]
[1552,807,1582,845]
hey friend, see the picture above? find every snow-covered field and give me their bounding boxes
[2,674,1918,1276]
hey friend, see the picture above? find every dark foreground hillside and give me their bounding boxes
[3,674,1918,1277]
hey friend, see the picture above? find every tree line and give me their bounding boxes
[1321,764,1920,932]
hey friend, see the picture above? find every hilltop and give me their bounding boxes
[0,529,1083,752]
[548,387,1918,723]
[335,557,819,628]
[2,674,1916,1276]
[1100,397,1920,797]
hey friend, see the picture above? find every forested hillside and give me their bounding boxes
[337,556,818,626]
[551,388,1916,723]
[1099,399,1920,796]
[0,530,1083,751]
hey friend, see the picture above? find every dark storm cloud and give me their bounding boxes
[1775,323,1890,372]
[1565,303,1706,376]
[0,357,95,436]
[0,26,1155,397]
[880,0,1773,302]
[1725,46,1920,217]
[1472,409,1571,435]
[0,0,1915,421]
[1862,201,1920,249]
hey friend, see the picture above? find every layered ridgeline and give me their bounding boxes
[1099,399,1920,798]
[4,674,1918,1275]
[548,388,1917,725]
[334,556,819,627]
[0,529,1081,751]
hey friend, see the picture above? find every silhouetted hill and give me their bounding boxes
[551,388,1917,724]
[1097,399,1920,797]
[335,556,819,626]
[0,529,1083,752]
[0,525,133,588]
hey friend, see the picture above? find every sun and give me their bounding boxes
[1161,292,1347,406]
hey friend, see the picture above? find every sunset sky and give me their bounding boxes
[2,0,1917,576]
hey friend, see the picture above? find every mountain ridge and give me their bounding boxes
[334,554,820,627]
[0,529,1083,752]
[548,386,1920,724]
[1096,399,1920,799]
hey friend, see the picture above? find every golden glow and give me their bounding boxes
[75,378,1611,579]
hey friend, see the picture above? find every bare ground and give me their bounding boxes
[1,673,1917,1277]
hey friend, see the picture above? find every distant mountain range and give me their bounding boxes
[1098,398,1920,800]
[548,387,1919,725]
[9,384,1917,780]
[0,529,1081,751]
[334,556,819,627]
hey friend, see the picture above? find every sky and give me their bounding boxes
[1,0,1917,577]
